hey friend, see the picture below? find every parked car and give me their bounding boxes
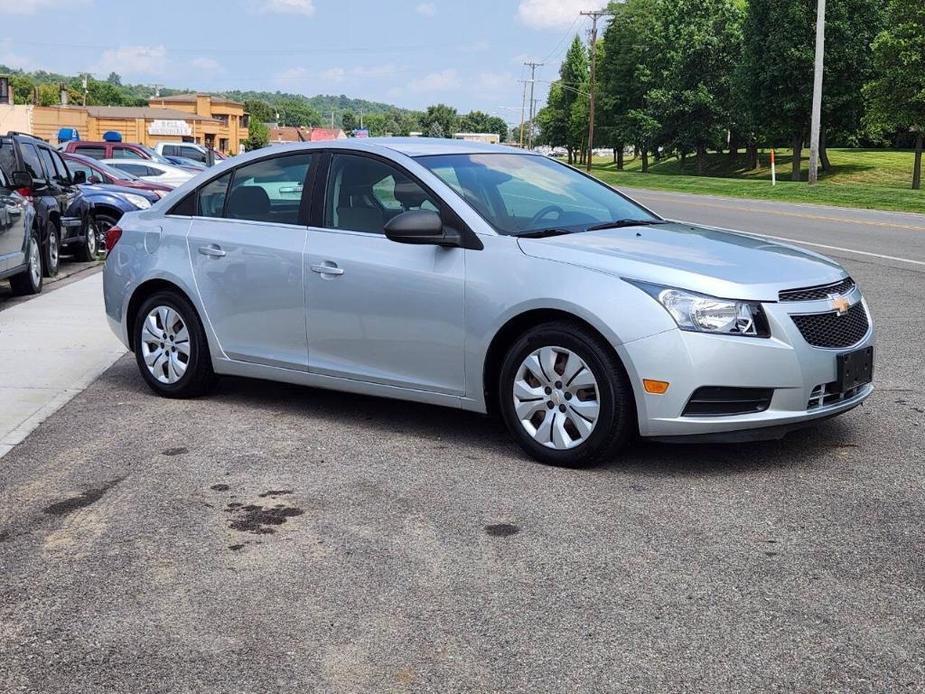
[100,159,195,189]
[162,155,208,171]
[0,164,42,295]
[0,132,96,273]
[62,152,172,197]
[75,183,160,251]
[155,142,224,165]
[103,139,874,467]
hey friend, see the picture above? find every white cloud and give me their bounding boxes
[320,67,346,82]
[191,57,223,73]
[274,66,309,89]
[477,71,514,92]
[257,0,315,16]
[94,45,167,77]
[408,69,459,92]
[0,39,34,69]
[516,0,606,29]
[415,2,436,17]
[0,0,88,14]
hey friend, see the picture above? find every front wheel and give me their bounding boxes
[134,291,216,398]
[73,217,101,262]
[498,322,635,467]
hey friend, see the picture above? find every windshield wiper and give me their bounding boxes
[512,228,572,238]
[585,219,668,232]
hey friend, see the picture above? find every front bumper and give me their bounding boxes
[620,296,874,438]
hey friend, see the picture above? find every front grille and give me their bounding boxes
[807,382,866,410]
[791,302,869,348]
[682,386,774,417]
[779,277,855,302]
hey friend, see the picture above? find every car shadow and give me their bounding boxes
[208,373,858,477]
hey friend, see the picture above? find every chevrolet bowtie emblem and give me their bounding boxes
[830,294,850,316]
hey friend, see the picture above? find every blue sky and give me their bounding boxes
[0,0,607,122]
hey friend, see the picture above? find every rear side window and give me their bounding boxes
[198,172,231,218]
[224,154,312,225]
[20,143,44,182]
[0,167,9,188]
[182,147,207,163]
[114,163,148,176]
[74,145,106,159]
[163,145,178,157]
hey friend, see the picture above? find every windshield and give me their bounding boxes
[416,153,659,235]
[138,145,171,165]
[93,159,140,180]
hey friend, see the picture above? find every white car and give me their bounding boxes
[101,159,194,189]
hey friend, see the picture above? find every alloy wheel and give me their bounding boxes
[29,240,41,287]
[140,306,191,384]
[512,346,600,449]
[47,230,59,271]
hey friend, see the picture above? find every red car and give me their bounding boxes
[62,153,173,196]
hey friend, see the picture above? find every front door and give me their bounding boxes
[306,152,466,395]
[188,152,314,370]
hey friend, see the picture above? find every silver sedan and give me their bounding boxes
[102,139,874,466]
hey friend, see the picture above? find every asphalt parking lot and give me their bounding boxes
[1,196,924,692]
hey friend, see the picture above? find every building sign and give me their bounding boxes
[148,119,192,136]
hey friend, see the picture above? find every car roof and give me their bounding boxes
[246,137,529,160]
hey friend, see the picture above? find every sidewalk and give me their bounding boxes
[0,271,126,458]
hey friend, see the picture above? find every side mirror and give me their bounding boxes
[72,170,87,184]
[384,210,461,247]
[11,171,32,189]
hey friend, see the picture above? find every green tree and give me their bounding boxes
[421,103,458,137]
[106,72,122,86]
[244,99,275,124]
[245,119,270,150]
[645,0,743,174]
[341,111,357,133]
[864,0,925,188]
[85,79,125,106]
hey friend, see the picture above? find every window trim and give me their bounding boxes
[168,150,318,227]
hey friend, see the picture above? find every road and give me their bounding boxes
[1,194,924,692]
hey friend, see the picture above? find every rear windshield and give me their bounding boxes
[0,137,16,177]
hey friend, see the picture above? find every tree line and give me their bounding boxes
[536,0,924,189]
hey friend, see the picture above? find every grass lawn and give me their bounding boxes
[583,148,925,214]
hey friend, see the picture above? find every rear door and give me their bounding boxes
[187,152,315,370]
[37,146,82,241]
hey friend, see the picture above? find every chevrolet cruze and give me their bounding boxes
[102,139,874,466]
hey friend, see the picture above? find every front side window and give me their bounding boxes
[38,147,63,183]
[224,153,312,225]
[198,172,231,218]
[417,153,658,236]
[113,147,145,160]
[113,163,148,176]
[324,154,438,234]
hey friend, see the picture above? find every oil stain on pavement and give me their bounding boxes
[209,485,305,540]
[485,523,520,537]
[42,478,124,517]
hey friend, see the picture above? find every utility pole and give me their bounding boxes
[518,79,528,147]
[807,0,826,185]
[580,8,616,171]
[81,74,88,106]
[523,61,543,149]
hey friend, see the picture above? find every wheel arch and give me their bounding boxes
[126,278,198,352]
[481,308,635,422]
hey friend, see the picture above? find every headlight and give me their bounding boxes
[122,193,152,210]
[628,281,770,337]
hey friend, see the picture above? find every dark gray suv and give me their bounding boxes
[0,132,96,276]
[0,165,42,295]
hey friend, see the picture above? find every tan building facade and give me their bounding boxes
[25,93,248,155]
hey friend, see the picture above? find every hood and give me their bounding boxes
[80,183,160,202]
[517,222,846,301]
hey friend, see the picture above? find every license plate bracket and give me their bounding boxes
[836,346,874,392]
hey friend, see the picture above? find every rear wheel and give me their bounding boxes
[42,221,60,277]
[134,291,216,398]
[9,230,43,296]
[498,322,634,467]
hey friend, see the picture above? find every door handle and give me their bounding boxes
[311,262,344,276]
[198,244,226,258]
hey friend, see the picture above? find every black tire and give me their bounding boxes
[134,291,216,398]
[73,216,101,262]
[42,221,60,277]
[498,321,635,467]
[9,229,43,296]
